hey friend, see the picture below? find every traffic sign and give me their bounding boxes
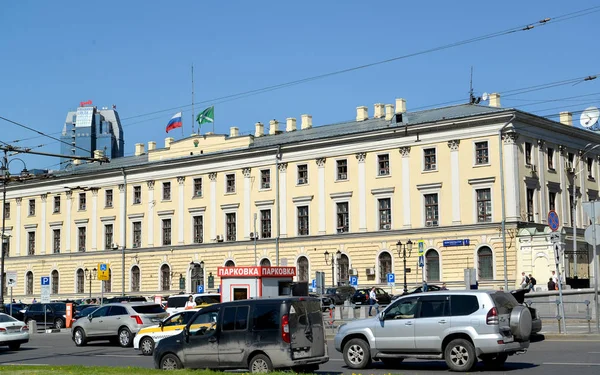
[550,232,561,244]
[311,279,316,289]
[387,273,395,286]
[97,263,110,281]
[40,276,51,303]
[197,285,204,293]
[6,271,17,288]
[553,242,562,267]
[40,276,50,286]
[548,210,560,232]
[418,241,424,256]
[418,255,424,268]
[584,225,600,246]
[349,275,358,287]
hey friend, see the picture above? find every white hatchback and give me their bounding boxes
[165,293,220,315]
[0,313,29,350]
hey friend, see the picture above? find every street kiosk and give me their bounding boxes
[217,266,300,302]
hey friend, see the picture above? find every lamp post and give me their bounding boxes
[397,240,413,293]
[84,267,97,299]
[324,250,342,287]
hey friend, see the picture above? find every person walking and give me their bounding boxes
[528,274,537,291]
[184,295,196,310]
[368,287,379,316]
[547,277,556,291]
[520,272,528,289]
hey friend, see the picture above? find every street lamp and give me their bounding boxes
[397,240,413,293]
[324,250,342,287]
[84,267,97,299]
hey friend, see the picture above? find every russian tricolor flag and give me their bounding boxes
[166,112,183,133]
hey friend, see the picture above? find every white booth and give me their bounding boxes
[217,266,298,302]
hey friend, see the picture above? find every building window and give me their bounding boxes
[193,178,202,197]
[425,193,439,224]
[28,199,35,216]
[225,260,235,267]
[104,224,113,250]
[478,246,494,280]
[226,174,236,193]
[27,232,35,256]
[568,152,575,169]
[51,270,59,295]
[79,192,86,210]
[297,164,308,185]
[260,258,271,267]
[475,141,489,165]
[133,186,141,204]
[549,191,556,211]
[2,238,9,258]
[3,202,9,219]
[378,198,391,230]
[162,219,172,245]
[76,269,84,294]
[26,271,33,296]
[226,213,236,241]
[297,256,309,282]
[336,160,348,180]
[476,188,492,222]
[569,195,575,226]
[297,206,309,236]
[53,196,60,213]
[104,269,111,293]
[261,170,271,189]
[53,229,60,254]
[588,157,594,179]
[525,142,532,165]
[336,202,349,233]
[260,209,271,238]
[425,249,440,282]
[424,148,436,171]
[378,154,390,176]
[378,252,392,284]
[338,254,349,286]
[161,264,171,291]
[526,188,534,222]
[78,227,86,252]
[193,216,203,243]
[131,265,140,292]
[547,148,555,170]
[190,262,204,293]
[105,189,113,207]
[133,222,142,248]
[163,182,171,200]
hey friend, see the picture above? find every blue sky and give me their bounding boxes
[2,0,600,170]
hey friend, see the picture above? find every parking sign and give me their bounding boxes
[197,285,204,293]
[387,273,395,286]
[349,275,358,287]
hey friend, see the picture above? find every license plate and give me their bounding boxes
[355,302,361,305]
[294,351,310,359]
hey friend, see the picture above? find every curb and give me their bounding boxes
[540,333,600,340]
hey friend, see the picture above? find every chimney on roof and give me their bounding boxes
[230,127,239,137]
[301,114,312,129]
[255,122,264,137]
[374,103,385,119]
[385,104,394,120]
[147,141,156,151]
[489,93,501,108]
[165,137,174,148]
[135,143,145,156]
[286,118,297,132]
[395,98,407,114]
[93,150,104,160]
[269,119,279,135]
[559,111,573,126]
[356,106,368,121]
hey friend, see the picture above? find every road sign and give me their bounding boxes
[349,275,358,287]
[197,285,204,293]
[6,271,17,288]
[387,273,395,286]
[97,263,110,281]
[548,210,560,231]
[40,276,51,303]
[583,201,600,223]
[311,279,316,289]
[550,232,561,244]
[418,255,424,268]
[553,242,563,267]
[40,276,50,286]
[418,241,424,256]
[584,225,600,246]
[443,239,471,247]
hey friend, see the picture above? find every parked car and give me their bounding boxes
[402,284,442,295]
[153,297,329,372]
[3,303,28,321]
[165,293,220,315]
[309,293,333,310]
[104,295,148,304]
[325,286,356,305]
[335,290,532,372]
[350,288,393,306]
[23,303,67,329]
[134,310,198,356]
[0,313,29,350]
[71,302,168,347]
[510,288,542,334]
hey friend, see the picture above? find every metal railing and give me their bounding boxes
[526,299,593,334]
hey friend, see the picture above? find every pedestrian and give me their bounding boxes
[368,287,379,316]
[185,295,196,310]
[18,299,22,304]
[440,283,448,290]
[32,298,37,304]
[11,299,15,303]
[547,277,556,291]
[551,270,559,289]
[520,272,528,289]
[528,274,537,291]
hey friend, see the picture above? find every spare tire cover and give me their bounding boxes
[510,305,532,341]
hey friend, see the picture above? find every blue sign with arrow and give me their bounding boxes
[418,256,424,268]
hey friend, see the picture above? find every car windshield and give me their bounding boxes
[132,304,165,314]
[0,314,17,323]
[326,288,337,294]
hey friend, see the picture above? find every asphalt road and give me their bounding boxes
[1,332,600,374]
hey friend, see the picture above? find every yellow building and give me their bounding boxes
[1,94,599,301]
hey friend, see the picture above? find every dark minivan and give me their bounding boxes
[153,297,329,372]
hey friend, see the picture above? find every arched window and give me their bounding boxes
[51,270,59,294]
[191,262,204,293]
[478,246,494,280]
[103,269,112,293]
[76,269,84,294]
[260,258,271,267]
[131,266,140,292]
[225,260,235,267]
[425,249,440,282]
[378,252,392,284]
[297,256,309,282]
[161,264,171,291]
[338,254,349,285]
[26,271,33,295]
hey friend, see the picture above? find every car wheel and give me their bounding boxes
[73,328,87,346]
[140,336,155,356]
[54,318,65,329]
[118,327,133,347]
[380,358,404,367]
[8,343,21,350]
[481,353,508,369]
[160,353,183,370]
[343,338,372,369]
[444,338,477,372]
[249,353,273,373]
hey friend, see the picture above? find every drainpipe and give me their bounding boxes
[275,146,282,266]
[121,168,127,296]
[499,114,516,291]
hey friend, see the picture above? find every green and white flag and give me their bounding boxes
[196,106,214,126]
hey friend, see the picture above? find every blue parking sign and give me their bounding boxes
[387,273,395,285]
[40,277,50,286]
[197,285,204,293]
[349,275,358,286]
[311,279,316,289]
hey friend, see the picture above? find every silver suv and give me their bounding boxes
[334,290,532,372]
[71,303,168,347]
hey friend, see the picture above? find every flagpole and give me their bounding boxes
[212,105,215,133]
[191,64,195,135]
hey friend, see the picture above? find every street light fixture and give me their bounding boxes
[324,250,342,287]
[84,267,97,299]
[396,240,413,293]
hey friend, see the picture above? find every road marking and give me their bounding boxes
[544,362,600,366]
